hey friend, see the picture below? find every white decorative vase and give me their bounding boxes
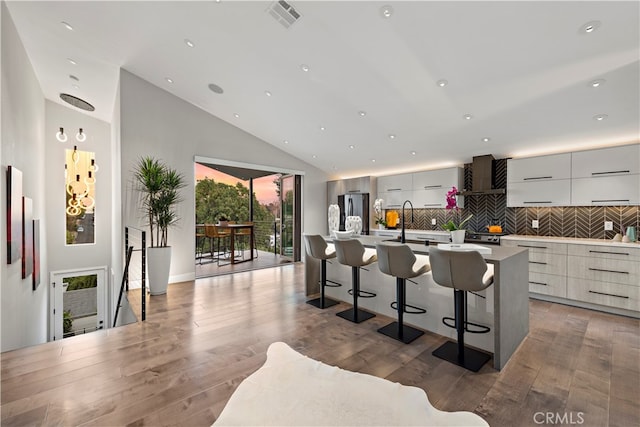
[346,216,362,235]
[450,230,466,244]
[147,246,172,295]
[328,204,340,237]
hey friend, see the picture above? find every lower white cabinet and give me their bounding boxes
[502,237,640,316]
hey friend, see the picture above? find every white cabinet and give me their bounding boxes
[501,238,567,298]
[570,144,640,206]
[507,153,571,182]
[507,180,571,207]
[377,173,412,192]
[507,153,571,207]
[377,173,413,209]
[571,144,640,178]
[567,244,640,312]
[572,174,640,206]
[412,167,463,209]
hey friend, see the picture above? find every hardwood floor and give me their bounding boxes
[1,263,638,426]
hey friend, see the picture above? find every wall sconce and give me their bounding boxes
[56,127,68,142]
[76,128,86,142]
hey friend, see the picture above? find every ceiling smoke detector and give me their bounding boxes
[59,93,95,112]
[267,1,301,29]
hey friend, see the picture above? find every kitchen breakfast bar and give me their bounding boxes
[305,235,529,370]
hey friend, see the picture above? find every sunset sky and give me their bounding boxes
[195,163,280,204]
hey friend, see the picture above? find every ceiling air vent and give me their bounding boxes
[267,0,301,29]
[60,93,95,112]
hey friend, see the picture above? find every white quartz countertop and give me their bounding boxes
[373,229,450,236]
[502,234,640,248]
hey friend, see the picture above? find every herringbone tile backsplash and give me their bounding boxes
[402,158,640,239]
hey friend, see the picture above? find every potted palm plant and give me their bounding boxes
[134,157,186,295]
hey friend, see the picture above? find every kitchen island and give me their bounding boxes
[305,235,529,370]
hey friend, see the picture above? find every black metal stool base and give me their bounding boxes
[432,341,491,372]
[306,297,339,309]
[378,322,424,344]
[336,308,375,323]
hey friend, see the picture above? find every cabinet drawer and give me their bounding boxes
[567,278,639,311]
[567,256,640,286]
[502,240,568,255]
[528,252,567,275]
[568,244,640,261]
[529,272,567,298]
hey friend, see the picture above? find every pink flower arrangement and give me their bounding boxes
[442,186,473,231]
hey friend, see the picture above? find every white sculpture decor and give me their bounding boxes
[346,216,363,235]
[328,204,340,237]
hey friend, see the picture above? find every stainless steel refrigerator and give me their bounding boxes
[337,193,370,235]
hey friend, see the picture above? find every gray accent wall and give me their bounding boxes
[119,70,330,283]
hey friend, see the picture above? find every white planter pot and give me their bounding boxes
[450,230,466,244]
[378,224,385,230]
[147,246,172,295]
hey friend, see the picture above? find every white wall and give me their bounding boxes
[120,70,329,283]
[44,101,112,272]
[1,2,48,351]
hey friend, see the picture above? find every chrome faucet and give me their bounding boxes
[401,200,414,243]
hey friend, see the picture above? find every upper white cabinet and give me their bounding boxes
[507,153,571,207]
[571,144,640,178]
[377,173,413,209]
[507,153,571,182]
[508,180,572,207]
[412,167,463,208]
[572,174,640,206]
[377,173,412,193]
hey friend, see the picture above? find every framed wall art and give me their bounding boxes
[22,197,33,279]
[6,166,23,264]
[33,219,41,290]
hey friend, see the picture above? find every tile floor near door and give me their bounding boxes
[1,263,638,426]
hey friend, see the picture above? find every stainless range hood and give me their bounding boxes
[458,154,506,196]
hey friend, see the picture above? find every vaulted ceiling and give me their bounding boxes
[7,1,639,178]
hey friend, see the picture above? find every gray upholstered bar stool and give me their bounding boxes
[376,242,431,344]
[333,238,377,323]
[428,247,494,372]
[304,234,341,309]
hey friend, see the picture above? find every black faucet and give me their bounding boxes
[401,200,414,243]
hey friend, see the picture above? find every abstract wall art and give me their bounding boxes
[33,219,41,290]
[22,197,33,279]
[6,166,23,264]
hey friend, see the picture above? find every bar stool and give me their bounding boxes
[196,225,206,264]
[375,242,431,344]
[333,239,377,323]
[205,224,230,265]
[428,247,494,372]
[304,235,341,309]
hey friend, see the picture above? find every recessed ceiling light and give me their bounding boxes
[482,137,491,142]
[593,114,608,121]
[61,21,74,31]
[67,58,77,65]
[208,83,224,94]
[300,64,310,72]
[72,84,80,90]
[463,114,473,120]
[320,126,326,131]
[283,139,289,144]
[265,90,272,97]
[589,79,606,88]
[436,79,448,87]
[234,113,240,118]
[69,74,79,81]
[312,155,317,158]
[349,145,355,149]
[184,39,195,48]
[165,77,174,84]
[410,151,416,155]
[580,21,601,34]
[380,5,393,18]
[388,134,396,139]
[371,159,377,163]
[358,111,366,117]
